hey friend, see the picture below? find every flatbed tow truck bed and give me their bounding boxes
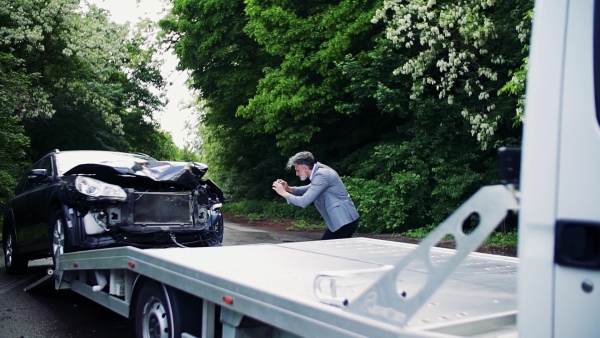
[14,1,600,336]
[55,236,518,338]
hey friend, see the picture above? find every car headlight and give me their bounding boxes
[75,176,127,201]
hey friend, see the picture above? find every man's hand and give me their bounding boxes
[276,179,290,191]
[272,180,288,197]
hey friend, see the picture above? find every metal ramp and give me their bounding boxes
[24,268,55,292]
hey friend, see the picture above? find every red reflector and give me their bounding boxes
[72,263,78,267]
[128,261,135,268]
[222,296,234,305]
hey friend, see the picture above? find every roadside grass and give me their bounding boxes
[483,230,518,248]
[224,200,322,225]
[405,225,518,248]
[285,219,326,231]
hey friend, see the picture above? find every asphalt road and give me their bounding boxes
[0,221,320,338]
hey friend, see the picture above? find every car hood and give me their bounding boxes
[64,160,209,188]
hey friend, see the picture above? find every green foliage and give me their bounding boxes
[0,0,180,161]
[332,23,522,232]
[159,0,530,235]
[342,135,489,234]
[0,52,54,120]
[403,225,436,239]
[0,53,32,228]
[0,112,29,223]
[372,0,533,149]
[239,0,382,151]
[161,0,285,200]
[224,199,324,231]
[499,8,534,124]
[403,226,518,249]
[484,229,518,248]
[287,219,325,231]
[1,0,127,130]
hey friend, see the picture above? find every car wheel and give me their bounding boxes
[51,209,71,267]
[3,227,28,275]
[211,210,224,244]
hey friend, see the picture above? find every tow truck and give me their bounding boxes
[16,0,600,336]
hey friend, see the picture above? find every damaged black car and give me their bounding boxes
[2,149,225,274]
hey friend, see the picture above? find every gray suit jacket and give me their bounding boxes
[286,162,359,232]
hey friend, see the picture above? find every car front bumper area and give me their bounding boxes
[78,222,223,249]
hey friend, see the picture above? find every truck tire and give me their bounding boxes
[135,281,203,338]
[135,281,180,338]
[3,224,28,275]
[166,287,204,336]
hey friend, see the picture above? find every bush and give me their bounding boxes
[485,229,518,248]
[340,145,482,233]
[344,173,428,234]
[223,200,322,222]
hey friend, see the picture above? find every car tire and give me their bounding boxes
[51,209,71,268]
[211,210,224,244]
[3,224,28,275]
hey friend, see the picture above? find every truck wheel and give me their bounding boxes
[51,209,71,268]
[135,281,181,338]
[3,226,28,275]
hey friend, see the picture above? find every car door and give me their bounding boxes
[10,173,35,245]
[13,155,56,251]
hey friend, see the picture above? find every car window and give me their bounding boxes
[55,151,154,176]
[15,156,53,194]
[15,172,33,195]
[36,156,54,176]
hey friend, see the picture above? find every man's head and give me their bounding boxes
[286,151,315,181]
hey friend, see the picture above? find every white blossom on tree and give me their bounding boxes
[372,0,530,149]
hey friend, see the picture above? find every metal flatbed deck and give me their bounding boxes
[56,237,518,337]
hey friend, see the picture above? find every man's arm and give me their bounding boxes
[273,180,310,197]
[291,184,310,195]
[286,174,328,208]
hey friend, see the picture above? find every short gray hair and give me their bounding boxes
[286,151,315,170]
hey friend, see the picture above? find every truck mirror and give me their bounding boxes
[498,147,521,188]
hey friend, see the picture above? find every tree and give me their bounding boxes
[159,0,533,233]
[0,53,33,222]
[160,0,284,199]
[1,0,177,159]
[372,0,533,149]
[333,3,528,231]
[239,0,382,151]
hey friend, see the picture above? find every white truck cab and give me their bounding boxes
[520,0,600,336]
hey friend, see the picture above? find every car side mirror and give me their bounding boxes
[28,169,49,182]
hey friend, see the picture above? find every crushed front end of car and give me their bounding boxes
[58,160,225,250]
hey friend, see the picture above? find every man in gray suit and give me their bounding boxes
[272,151,360,240]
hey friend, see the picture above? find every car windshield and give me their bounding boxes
[56,151,155,176]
